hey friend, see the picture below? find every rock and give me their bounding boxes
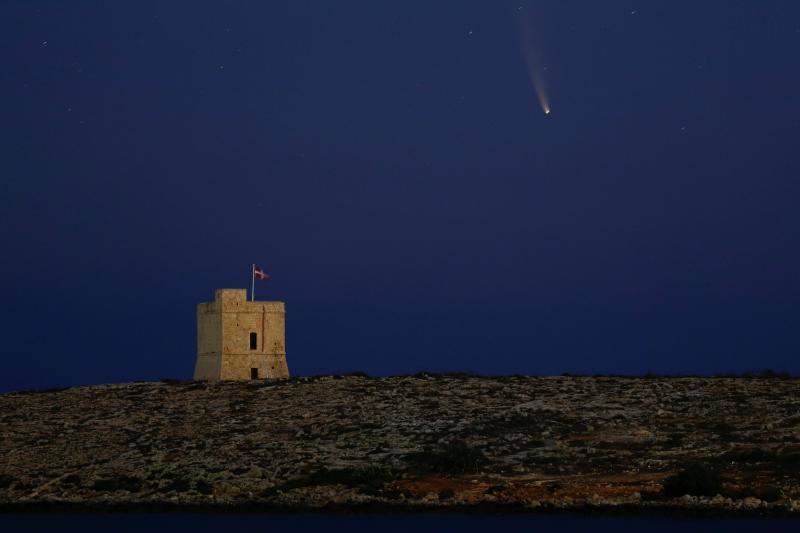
[710,494,727,506]
[245,467,263,479]
[421,492,438,503]
[742,496,763,509]
[0,376,797,514]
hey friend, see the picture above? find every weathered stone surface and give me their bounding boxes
[194,289,289,381]
[1,375,799,514]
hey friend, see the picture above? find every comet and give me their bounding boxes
[516,3,551,116]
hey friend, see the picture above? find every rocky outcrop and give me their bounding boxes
[1,375,799,514]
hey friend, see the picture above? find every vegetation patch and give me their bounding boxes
[61,474,81,486]
[270,465,397,496]
[731,370,793,380]
[306,466,395,492]
[405,441,487,475]
[720,447,800,467]
[470,413,544,438]
[409,371,482,380]
[340,371,371,378]
[158,477,192,493]
[732,484,783,502]
[662,463,722,498]
[193,480,214,495]
[14,387,69,395]
[722,447,777,463]
[91,475,143,493]
[438,488,455,500]
[484,483,506,495]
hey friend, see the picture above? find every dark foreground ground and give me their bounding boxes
[1,375,799,515]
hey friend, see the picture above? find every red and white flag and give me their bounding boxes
[254,265,270,280]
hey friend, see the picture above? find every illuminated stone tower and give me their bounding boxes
[194,289,289,381]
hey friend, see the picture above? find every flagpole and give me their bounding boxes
[251,263,255,302]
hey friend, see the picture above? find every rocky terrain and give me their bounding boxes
[1,374,799,515]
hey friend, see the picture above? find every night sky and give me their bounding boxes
[2,1,800,391]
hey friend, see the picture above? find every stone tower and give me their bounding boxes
[194,289,289,381]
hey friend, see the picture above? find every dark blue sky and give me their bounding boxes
[2,1,799,391]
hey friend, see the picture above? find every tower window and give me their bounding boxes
[249,332,257,350]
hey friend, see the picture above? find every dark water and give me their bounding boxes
[0,515,795,532]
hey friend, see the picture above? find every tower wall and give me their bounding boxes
[194,289,289,381]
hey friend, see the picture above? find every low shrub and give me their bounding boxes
[15,387,69,395]
[777,451,800,465]
[722,448,777,463]
[406,441,487,475]
[410,371,482,380]
[61,474,81,486]
[714,370,794,380]
[91,475,143,492]
[341,371,371,378]
[438,488,455,500]
[194,479,214,495]
[662,463,722,498]
[743,369,793,379]
[159,477,192,493]
[484,483,506,495]
[276,465,397,496]
[755,485,783,502]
